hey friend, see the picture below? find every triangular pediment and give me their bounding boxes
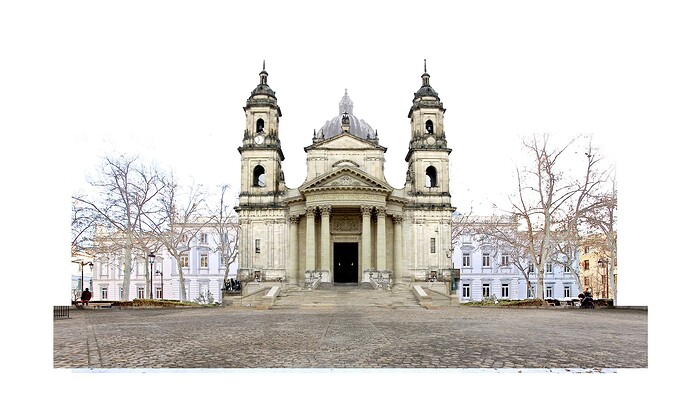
[305,132,385,151]
[298,166,393,194]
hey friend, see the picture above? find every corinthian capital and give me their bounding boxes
[360,205,372,217]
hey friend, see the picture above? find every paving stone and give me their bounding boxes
[53,305,647,369]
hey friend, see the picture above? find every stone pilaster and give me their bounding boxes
[393,215,403,284]
[305,206,317,271]
[288,215,300,284]
[320,205,331,271]
[376,206,386,270]
[360,206,372,271]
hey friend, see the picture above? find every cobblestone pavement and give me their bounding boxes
[53,306,647,369]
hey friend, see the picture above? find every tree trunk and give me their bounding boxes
[177,263,187,301]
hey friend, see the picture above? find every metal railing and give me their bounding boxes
[53,305,70,319]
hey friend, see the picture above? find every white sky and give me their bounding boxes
[2,0,688,414]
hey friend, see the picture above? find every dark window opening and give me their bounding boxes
[425,120,434,134]
[253,165,266,187]
[425,166,437,187]
[256,118,265,133]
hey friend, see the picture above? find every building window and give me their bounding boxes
[564,285,571,298]
[425,166,438,187]
[462,253,470,267]
[101,286,108,300]
[200,233,208,244]
[501,283,509,298]
[584,278,590,286]
[528,262,534,273]
[200,254,209,269]
[565,264,571,273]
[256,118,265,133]
[584,260,590,271]
[482,253,490,268]
[155,287,162,299]
[462,283,471,298]
[180,254,189,268]
[137,287,145,299]
[546,286,553,298]
[584,246,590,254]
[482,283,491,298]
[255,239,261,254]
[430,238,436,253]
[546,263,553,273]
[425,119,434,134]
[253,165,266,187]
[501,254,510,266]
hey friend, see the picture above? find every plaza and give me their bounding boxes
[53,305,647,369]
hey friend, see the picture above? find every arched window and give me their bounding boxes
[425,120,434,134]
[425,166,437,187]
[253,165,266,187]
[256,118,265,133]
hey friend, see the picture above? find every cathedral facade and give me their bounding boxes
[235,64,455,290]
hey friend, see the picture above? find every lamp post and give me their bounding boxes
[148,251,155,300]
[73,260,94,295]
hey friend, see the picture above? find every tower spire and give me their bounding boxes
[259,60,268,85]
[422,59,430,86]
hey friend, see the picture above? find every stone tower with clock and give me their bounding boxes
[235,63,288,282]
[403,61,455,280]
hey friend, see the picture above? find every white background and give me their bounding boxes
[1,1,687,416]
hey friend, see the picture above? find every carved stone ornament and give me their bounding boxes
[332,216,360,232]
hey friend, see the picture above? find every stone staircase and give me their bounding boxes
[271,283,423,309]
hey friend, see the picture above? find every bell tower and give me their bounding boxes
[404,60,452,208]
[235,62,288,284]
[238,61,286,207]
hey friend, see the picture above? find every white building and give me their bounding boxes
[90,227,236,303]
[452,219,580,302]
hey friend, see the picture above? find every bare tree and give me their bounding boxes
[505,134,607,300]
[145,175,207,301]
[581,175,617,303]
[71,195,96,256]
[74,155,167,300]
[208,185,240,289]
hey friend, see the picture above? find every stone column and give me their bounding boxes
[305,206,317,271]
[320,205,331,271]
[360,206,372,271]
[288,215,299,285]
[393,215,403,284]
[376,206,386,271]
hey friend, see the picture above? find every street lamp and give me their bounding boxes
[73,260,94,294]
[148,251,155,299]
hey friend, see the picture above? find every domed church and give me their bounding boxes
[235,62,455,289]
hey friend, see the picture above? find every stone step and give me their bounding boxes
[272,285,422,308]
